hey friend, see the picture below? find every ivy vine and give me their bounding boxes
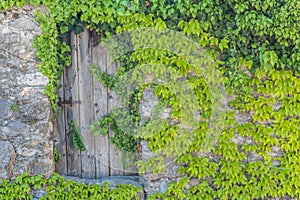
[0,173,141,199]
[1,0,300,199]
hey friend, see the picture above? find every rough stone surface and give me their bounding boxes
[138,85,285,198]
[0,102,13,120]
[0,141,15,179]
[139,88,182,196]
[139,88,159,125]
[0,6,54,181]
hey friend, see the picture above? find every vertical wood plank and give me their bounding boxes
[61,30,139,178]
[54,76,67,175]
[107,61,124,176]
[66,32,82,177]
[91,32,110,178]
[78,28,96,179]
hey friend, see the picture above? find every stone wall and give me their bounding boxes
[139,88,182,196]
[138,86,284,197]
[0,6,54,181]
[0,6,286,199]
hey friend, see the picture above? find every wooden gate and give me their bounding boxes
[54,29,137,178]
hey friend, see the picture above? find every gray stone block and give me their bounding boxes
[0,141,15,181]
[0,6,53,181]
[0,101,13,120]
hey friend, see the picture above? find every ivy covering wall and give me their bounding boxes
[1,0,300,199]
[0,173,141,199]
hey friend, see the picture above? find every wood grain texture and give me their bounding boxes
[55,29,139,178]
[54,76,67,175]
[91,32,110,178]
[77,29,96,178]
[66,32,82,177]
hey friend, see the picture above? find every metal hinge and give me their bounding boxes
[58,97,81,107]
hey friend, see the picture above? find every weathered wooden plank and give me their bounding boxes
[59,30,142,178]
[78,28,96,179]
[107,61,124,176]
[66,32,82,177]
[91,32,110,178]
[54,76,67,175]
